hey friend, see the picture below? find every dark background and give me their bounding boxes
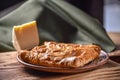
[0,0,23,11]
[0,0,103,24]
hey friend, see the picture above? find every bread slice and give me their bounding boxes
[20,41,101,68]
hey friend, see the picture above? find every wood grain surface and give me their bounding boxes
[0,32,120,80]
[108,32,120,63]
[0,51,120,80]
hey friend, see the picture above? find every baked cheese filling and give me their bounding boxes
[20,41,101,68]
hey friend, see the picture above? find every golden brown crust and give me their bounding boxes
[20,41,101,68]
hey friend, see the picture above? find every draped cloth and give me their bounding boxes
[0,0,115,52]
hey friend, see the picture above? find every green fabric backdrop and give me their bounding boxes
[0,0,115,52]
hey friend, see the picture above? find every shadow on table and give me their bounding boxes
[23,67,76,79]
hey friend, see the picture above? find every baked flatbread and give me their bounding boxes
[20,41,101,68]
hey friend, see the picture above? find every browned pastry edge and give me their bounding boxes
[20,41,101,68]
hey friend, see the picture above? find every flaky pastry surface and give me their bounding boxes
[20,41,101,68]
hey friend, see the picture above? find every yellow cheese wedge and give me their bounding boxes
[12,21,39,51]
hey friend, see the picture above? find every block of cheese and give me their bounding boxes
[12,21,39,51]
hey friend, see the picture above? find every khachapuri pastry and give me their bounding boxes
[20,41,101,68]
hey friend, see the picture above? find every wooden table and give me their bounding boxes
[0,32,120,80]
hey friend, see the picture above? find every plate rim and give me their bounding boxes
[17,50,109,73]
